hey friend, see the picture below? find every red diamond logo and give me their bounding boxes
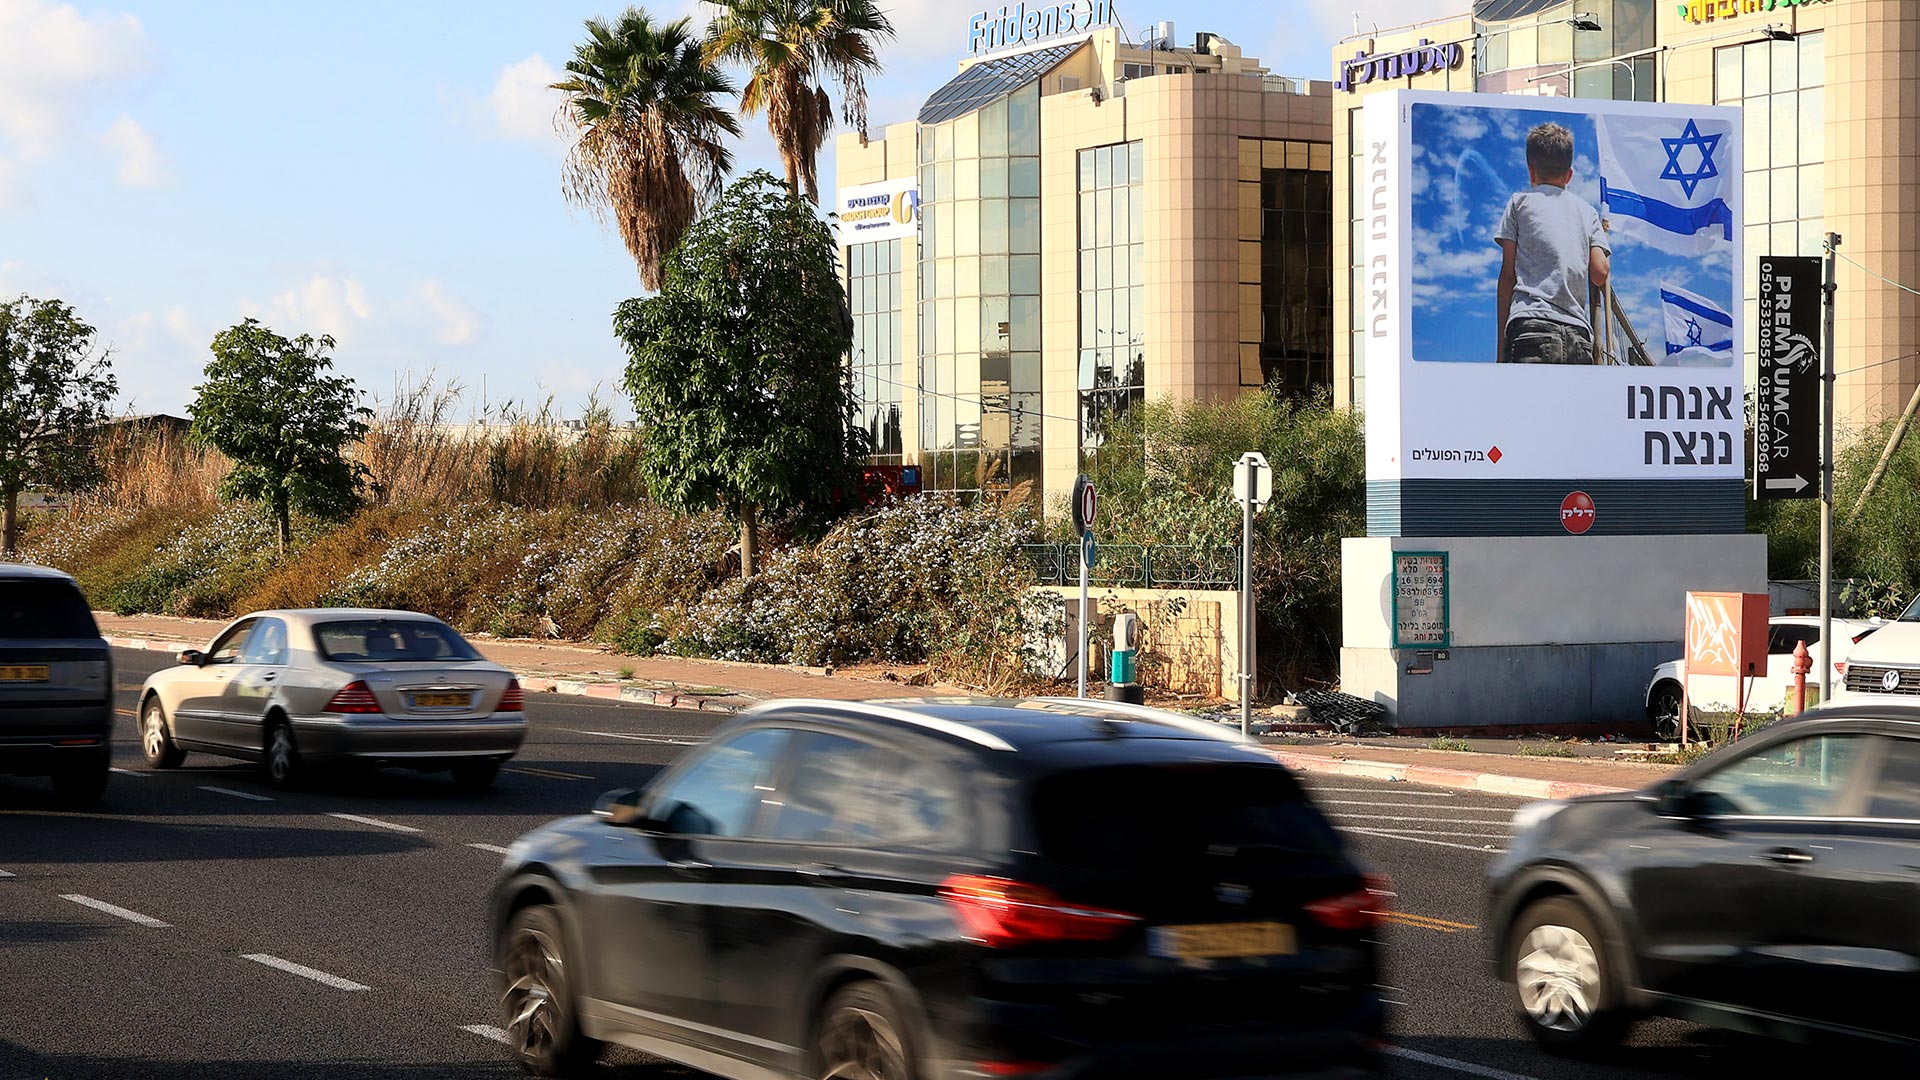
[1488,446,1503,464]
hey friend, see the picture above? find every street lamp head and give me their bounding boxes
[1569,13,1603,32]
[1761,24,1796,42]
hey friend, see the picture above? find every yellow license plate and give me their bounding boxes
[0,665,50,682]
[412,692,469,708]
[1150,922,1296,961]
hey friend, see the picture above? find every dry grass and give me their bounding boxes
[85,425,225,514]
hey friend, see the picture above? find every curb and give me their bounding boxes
[105,635,751,716]
[1269,750,1637,800]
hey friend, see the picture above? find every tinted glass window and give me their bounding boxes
[314,620,480,662]
[867,748,963,846]
[0,579,98,639]
[240,618,288,665]
[1868,738,1920,821]
[1692,733,1869,817]
[767,733,881,843]
[1032,764,1339,868]
[652,728,790,837]
[206,618,259,664]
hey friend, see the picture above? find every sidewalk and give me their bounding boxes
[1263,740,1677,799]
[95,613,947,713]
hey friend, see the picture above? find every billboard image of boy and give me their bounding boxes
[1493,123,1612,364]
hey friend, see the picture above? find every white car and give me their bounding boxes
[1831,606,1920,703]
[1644,616,1878,741]
[138,608,526,790]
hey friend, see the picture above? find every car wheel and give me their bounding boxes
[814,982,915,1080]
[1647,682,1683,743]
[50,759,109,807]
[142,698,186,769]
[500,905,601,1077]
[264,720,305,789]
[1510,897,1625,1053]
[451,759,501,793]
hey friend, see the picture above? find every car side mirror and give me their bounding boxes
[592,788,649,827]
[178,649,206,667]
[1644,777,1697,818]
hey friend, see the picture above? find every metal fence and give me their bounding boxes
[1023,543,1240,590]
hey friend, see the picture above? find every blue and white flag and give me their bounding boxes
[1660,281,1734,366]
[1597,114,1736,256]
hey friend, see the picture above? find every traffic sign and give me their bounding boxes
[1234,452,1272,510]
[1082,532,1098,569]
[1072,473,1098,534]
[1754,255,1821,501]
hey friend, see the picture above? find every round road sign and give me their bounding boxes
[1072,473,1098,535]
[1560,491,1595,535]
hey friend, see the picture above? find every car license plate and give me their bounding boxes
[1149,922,1296,961]
[411,692,470,709]
[0,665,51,682]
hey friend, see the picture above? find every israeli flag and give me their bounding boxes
[1597,114,1736,256]
[1660,282,1734,366]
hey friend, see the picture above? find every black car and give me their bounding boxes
[490,697,1386,1079]
[0,564,113,805]
[1486,706,1920,1055]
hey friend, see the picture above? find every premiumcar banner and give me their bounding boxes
[834,177,920,245]
[1362,92,1744,505]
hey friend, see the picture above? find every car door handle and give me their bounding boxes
[1764,847,1815,865]
[801,862,847,881]
[671,859,712,876]
[261,672,276,681]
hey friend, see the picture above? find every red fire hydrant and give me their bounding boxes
[1791,639,1812,715]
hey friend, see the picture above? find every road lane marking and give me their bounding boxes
[460,1024,510,1044]
[1377,910,1478,933]
[201,785,273,801]
[573,729,704,746]
[240,954,369,991]
[1341,828,1512,839]
[0,870,15,878]
[327,812,421,834]
[1384,1045,1542,1080]
[115,708,135,718]
[508,766,595,780]
[1320,801,1515,812]
[1308,787,1459,796]
[60,894,170,928]
[1341,827,1507,854]
[1330,815,1515,824]
[109,767,148,777]
[468,843,512,855]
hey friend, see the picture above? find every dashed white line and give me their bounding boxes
[240,954,370,991]
[1340,827,1513,838]
[0,869,15,878]
[60,894,170,928]
[1341,828,1508,853]
[1320,801,1516,811]
[201,785,273,802]
[109,767,148,778]
[327,812,421,834]
[1384,1045,1542,1080]
[460,1024,510,1044]
[1308,787,1459,796]
[1330,815,1516,824]
[573,729,704,746]
[468,843,512,855]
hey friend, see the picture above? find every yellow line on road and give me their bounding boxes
[1374,910,1478,933]
[508,766,595,781]
[116,709,135,718]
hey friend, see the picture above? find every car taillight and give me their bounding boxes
[499,677,525,713]
[1304,874,1395,932]
[940,874,1142,947]
[323,681,383,714]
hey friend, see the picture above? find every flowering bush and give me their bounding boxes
[98,505,310,617]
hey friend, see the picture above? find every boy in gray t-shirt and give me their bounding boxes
[1494,122,1612,364]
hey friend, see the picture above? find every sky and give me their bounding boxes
[1408,99,1737,365]
[0,0,1463,418]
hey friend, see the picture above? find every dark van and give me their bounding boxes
[0,565,113,805]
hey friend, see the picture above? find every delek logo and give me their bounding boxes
[1560,491,1595,535]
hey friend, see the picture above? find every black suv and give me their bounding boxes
[1487,706,1920,1055]
[0,564,113,805]
[490,698,1385,1079]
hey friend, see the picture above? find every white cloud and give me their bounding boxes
[101,113,166,188]
[0,0,155,206]
[414,279,482,347]
[488,54,564,145]
[244,275,374,343]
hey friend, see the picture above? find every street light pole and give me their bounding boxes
[1819,233,1840,699]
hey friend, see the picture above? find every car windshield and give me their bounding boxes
[1900,596,1920,622]
[0,579,98,639]
[1030,763,1341,868]
[314,619,481,662]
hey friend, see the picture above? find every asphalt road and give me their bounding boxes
[0,648,1822,1080]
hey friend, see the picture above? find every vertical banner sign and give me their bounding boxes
[1754,255,1822,500]
[1392,552,1450,649]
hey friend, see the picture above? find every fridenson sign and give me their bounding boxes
[967,1,1116,56]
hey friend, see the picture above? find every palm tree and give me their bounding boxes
[552,9,741,291]
[706,0,895,203]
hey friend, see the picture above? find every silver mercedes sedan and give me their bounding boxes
[137,609,527,790]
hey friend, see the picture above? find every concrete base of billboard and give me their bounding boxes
[1338,533,1769,730]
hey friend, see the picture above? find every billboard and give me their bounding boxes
[1363,92,1743,500]
[834,178,919,245]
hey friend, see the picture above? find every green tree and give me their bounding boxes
[189,319,370,554]
[615,169,864,577]
[554,8,741,291]
[0,296,118,556]
[705,0,894,202]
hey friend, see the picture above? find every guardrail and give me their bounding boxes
[1022,543,1240,590]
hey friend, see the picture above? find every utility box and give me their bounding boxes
[1684,591,1770,679]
